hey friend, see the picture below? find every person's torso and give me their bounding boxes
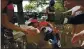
[1,2,14,38]
[49,6,55,12]
[48,6,55,16]
[39,21,48,27]
[45,27,53,33]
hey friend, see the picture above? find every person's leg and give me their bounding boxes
[52,43,60,49]
[55,33,61,47]
[55,33,60,40]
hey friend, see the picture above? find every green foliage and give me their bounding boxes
[30,0,37,1]
[54,2,64,12]
[24,1,37,11]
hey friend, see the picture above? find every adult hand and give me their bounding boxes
[22,28,37,36]
[71,34,80,44]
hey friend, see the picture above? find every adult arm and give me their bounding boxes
[63,9,72,14]
[1,13,33,34]
[71,30,84,44]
